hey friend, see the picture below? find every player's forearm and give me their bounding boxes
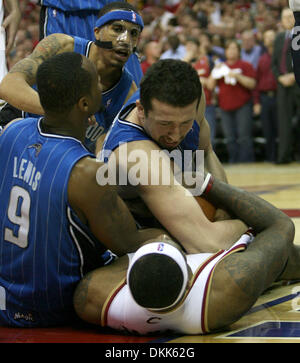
[0,74,44,115]
[205,178,294,234]
[140,184,245,253]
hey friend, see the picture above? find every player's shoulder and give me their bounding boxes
[71,156,99,179]
[35,33,74,54]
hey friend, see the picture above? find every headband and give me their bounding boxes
[95,10,144,30]
[127,242,189,311]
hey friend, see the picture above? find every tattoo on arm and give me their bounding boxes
[30,34,62,63]
[222,228,289,299]
[207,180,287,233]
[9,58,38,84]
[9,35,63,83]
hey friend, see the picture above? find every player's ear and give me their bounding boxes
[94,27,101,39]
[136,100,145,119]
[78,97,89,112]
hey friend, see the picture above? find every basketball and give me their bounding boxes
[195,196,216,221]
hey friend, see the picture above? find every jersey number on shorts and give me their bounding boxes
[4,186,30,248]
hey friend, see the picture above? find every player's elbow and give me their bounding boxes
[0,78,6,100]
[0,73,16,101]
[280,217,295,246]
[272,216,295,252]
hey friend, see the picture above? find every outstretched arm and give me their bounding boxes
[196,91,230,221]
[197,87,228,183]
[113,141,247,253]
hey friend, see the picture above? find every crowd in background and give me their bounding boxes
[5,0,300,164]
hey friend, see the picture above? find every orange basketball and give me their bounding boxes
[195,196,216,221]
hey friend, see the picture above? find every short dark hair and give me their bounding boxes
[128,253,184,309]
[36,52,92,113]
[140,59,202,115]
[225,39,241,53]
[98,1,138,18]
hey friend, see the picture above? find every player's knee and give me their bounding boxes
[73,273,101,324]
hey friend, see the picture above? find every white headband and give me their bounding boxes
[127,242,189,311]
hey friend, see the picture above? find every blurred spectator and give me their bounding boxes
[160,33,186,60]
[210,39,256,163]
[241,29,263,69]
[272,7,300,164]
[141,41,161,74]
[1,0,21,107]
[182,36,199,63]
[199,32,225,62]
[253,29,278,162]
[209,33,225,60]
[192,34,218,147]
[6,1,40,70]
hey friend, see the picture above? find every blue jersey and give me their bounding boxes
[25,36,135,153]
[72,36,136,152]
[40,0,114,12]
[101,90,201,165]
[40,0,143,85]
[0,118,116,327]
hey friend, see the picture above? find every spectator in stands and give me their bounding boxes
[7,2,40,68]
[160,33,186,60]
[210,39,256,163]
[141,41,161,74]
[193,35,218,147]
[241,29,263,69]
[253,29,278,163]
[182,36,200,64]
[272,7,300,164]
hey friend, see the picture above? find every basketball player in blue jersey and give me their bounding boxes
[290,0,300,87]
[100,59,248,253]
[39,0,143,85]
[0,52,164,328]
[73,172,300,335]
[0,2,143,153]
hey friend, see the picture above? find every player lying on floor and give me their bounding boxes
[73,174,300,335]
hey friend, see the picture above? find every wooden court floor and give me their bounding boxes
[0,162,299,343]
